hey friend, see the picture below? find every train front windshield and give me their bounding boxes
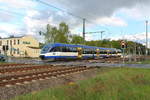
[41,44,52,54]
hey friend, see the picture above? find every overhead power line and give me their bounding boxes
[0,8,24,17]
[0,0,111,41]
[34,0,90,41]
[34,0,84,20]
[0,8,42,20]
[34,0,111,34]
[35,0,109,31]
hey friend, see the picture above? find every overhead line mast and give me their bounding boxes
[146,20,148,56]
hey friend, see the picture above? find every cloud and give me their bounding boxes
[0,12,15,22]
[46,0,150,19]
[33,0,150,31]
[117,4,150,20]
[0,24,19,33]
[96,16,127,26]
[0,0,37,9]
[0,23,25,37]
[124,33,147,41]
[1,0,150,41]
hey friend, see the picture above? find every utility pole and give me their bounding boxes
[134,42,137,62]
[146,20,148,56]
[100,31,105,40]
[83,18,86,42]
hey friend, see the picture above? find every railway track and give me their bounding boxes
[0,67,94,87]
[0,64,30,67]
[87,57,122,63]
[0,65,59,74]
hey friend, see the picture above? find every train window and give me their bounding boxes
[83,48,86,54]
[59,47,63,52]
[100,51,104,54]
[68,47,72,52]
[84,48,86,54]
[70,47,76,52]
[65,47,70,52]
[105,51,108,54]
[62,47,67,52]
[93,49,96,54]
[56,47,61,52]
[84,48,87,54]
[113,52,115,54]
[72,47,74,52]
[49,47,55,52]
[103,51,107,54]
[90,49,93,54]
[50,47,61,52]
[73,47,77,52]
[86,48,90,54]
[69,47,72,52]
[42,46,50,53]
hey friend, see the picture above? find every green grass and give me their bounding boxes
[140,60,150,64]
[0,62,15,64]
[126,60,150,64]
[0,61,7,64]
[12,68,150,100]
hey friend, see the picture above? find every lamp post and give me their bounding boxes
[145,20,148,56]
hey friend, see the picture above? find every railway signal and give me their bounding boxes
[121,41,127,65]
[121,41,127,49]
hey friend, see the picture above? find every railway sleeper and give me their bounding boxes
[0,67,92,86]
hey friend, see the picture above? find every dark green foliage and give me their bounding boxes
[40,22,70,44]
[39,43,45,49]
[70,34,84,44]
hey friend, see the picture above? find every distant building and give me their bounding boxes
[0,35,41,58]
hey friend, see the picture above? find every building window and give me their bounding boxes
[13,50,15,54]
[18,40,20,45]
[14,40,16,45]
[23,41,30,44]
[10,40,12,45]
[7,40,9,45]
[0,41,2,46]
[17,48,19,54]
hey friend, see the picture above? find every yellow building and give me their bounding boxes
[0,35,41,58]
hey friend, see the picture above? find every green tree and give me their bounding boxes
[40,22,70,44]
[71,34,84,44]
[39,24,57,43]
[55,22,70,43]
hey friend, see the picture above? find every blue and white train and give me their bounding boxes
[39,43,122,61]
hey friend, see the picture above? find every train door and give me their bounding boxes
[96,49,100,58]
[77,47,82,58]
[107,50,111,57]
[107,50,110,58]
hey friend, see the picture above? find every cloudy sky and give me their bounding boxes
[0,0,150,44]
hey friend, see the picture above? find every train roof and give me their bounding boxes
[46,43,117,51]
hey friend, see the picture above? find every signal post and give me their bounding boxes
[121,41,126,64]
